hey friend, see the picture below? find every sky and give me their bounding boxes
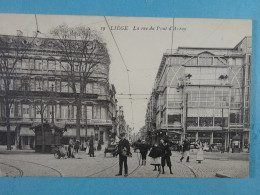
[0,14,252,133]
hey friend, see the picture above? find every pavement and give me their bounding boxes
[0,148,249,178]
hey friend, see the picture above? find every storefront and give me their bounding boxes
[0,125,16,149]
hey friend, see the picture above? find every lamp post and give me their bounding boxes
[177,74,192,141]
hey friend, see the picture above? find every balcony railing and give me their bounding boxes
[2,117,112,126]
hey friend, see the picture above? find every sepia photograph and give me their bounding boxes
[0,14,251,178]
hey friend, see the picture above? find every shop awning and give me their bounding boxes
[63,128,86,137]
[20,127,35,136]
[0,125,16,132]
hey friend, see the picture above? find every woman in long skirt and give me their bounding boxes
[148,143,162,172]
[196,141,204,163]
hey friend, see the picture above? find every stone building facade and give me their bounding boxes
[0,34,117,150]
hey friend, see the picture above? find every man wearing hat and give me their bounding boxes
[116,132,131,177]
[160,138,173,174]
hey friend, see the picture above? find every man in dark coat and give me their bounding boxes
[115,132,131,177]
[160,139,173,174]
[139,140,149,166]
[89,135,95,157]
[180,138,190,162]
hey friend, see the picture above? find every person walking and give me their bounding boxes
[160,139,173,174]
[139,140,149,166]
[68,137,74,158]
[180,138,191,163]
[196,140,204,163]
[74,140,80,153]
[148,143,162,172]
[115,132,131,177]
[89,136,95,157]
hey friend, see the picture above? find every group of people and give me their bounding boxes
[131,137,204,175]
[67,136,95,158]
[67,138,80,158]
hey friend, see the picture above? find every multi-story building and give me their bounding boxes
[149,37,251,151]
[0,34,117,150]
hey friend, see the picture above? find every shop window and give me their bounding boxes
[168,114,181,125]
[187,117,198,127]
[199,117,213,127]
[230,113,240,123]
[214,117,228,127]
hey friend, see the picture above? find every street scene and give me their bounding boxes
[0,14,251,178]
[0,149,249,178]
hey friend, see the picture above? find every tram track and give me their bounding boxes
[0,158,63,177]
[173,159,198,178]
[86,160,119,177]
[0,162,24,177]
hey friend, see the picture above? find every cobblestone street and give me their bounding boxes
[0,149,249,178]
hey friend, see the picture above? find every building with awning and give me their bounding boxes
[0,34,118,150]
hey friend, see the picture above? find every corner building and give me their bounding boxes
[0,35,117,150]
[151,37,251,151]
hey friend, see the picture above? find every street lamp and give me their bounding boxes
[176,74,192,141]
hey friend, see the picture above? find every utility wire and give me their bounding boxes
[104,16,135,131]
[34,14,41,33]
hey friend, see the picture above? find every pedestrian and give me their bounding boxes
[139,140,149,166]
[115,132,131,177]
[148,143,161,172]
[74,140,80,153]
[68,137,74,158]
[89,136,95,157]
[180,138,190,163]
[196,140,204,163]
[160,139,173,174]
[85,140,89,155]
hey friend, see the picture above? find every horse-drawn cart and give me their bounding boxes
[104,143,118,157]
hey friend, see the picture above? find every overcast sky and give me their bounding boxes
[0,14,252,133]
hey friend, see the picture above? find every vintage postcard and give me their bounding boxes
[0,14,251,178]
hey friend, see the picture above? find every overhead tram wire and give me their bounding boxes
[104,16,135,130]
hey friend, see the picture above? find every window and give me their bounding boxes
[199,117,213,127]
[93,83,100,94]
[22,104,30,118]
[29,59,35,69]
[48,80,55,91]
[101,106,107,120]
[168,114,181,125]
[185,57,198,66]
[61,82,68,92]
[36,107,41,119]
[87,106,93,119]
[35,59,42,70]
[199,89,207,107]
[199,57,213,66]
[230,113,240,123]
[94,105,101,119]
[214,117,228,127]
[42,60,48,70]
[48,60,56,70]
[187,117,198,127]
[16,59,22,69]
[86,83,93,93]
[61,105,68,119]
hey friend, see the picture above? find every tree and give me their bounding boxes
[0,34,38,150]
[50,24,110,141]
